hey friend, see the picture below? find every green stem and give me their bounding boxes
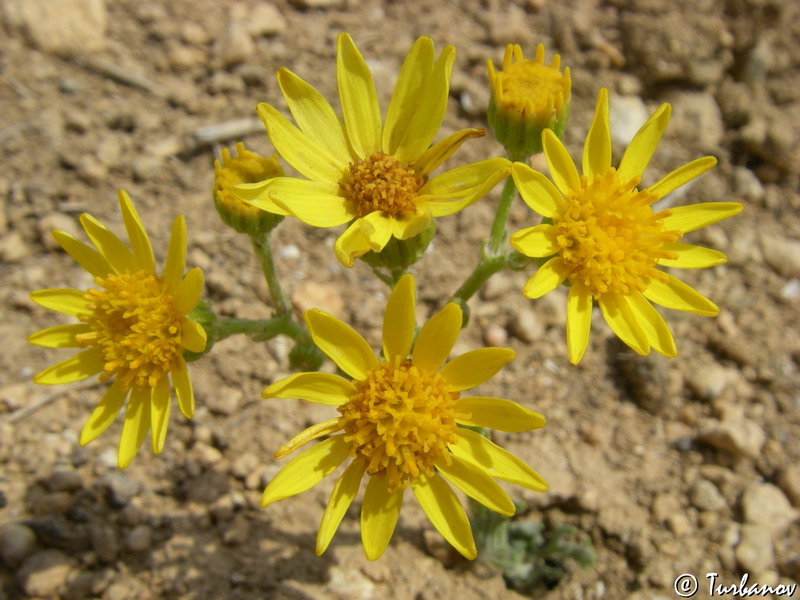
[251,231,290,316]
[214,315,305,343]
[487,176,519,256]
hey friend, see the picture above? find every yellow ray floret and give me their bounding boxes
[29,191,206,468]
[509,88,743,364]
[235,33,510,267]
[260,274,547,560]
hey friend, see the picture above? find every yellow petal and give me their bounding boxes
[316,459,367,556]
[334,220,371,268]
[118,190,155,274]
[257,102,345,183]
[261,435,350,507]
[582,88,611,179]
[435,455,515,517]
[275,419,343,459]
[643,273,719,316]
[181,319,207,353]
[80,379,127,446]
[267,177,354,227]
[150,376,171,455]
[263,371,356,405]
[234,180,290,216]
[566,282,593,365]
[412,473,476,559]
[304,309,379,380]
[175,268,204,315]
[618,103,671,183]
[31,288,90,317]
[419,156,510,198]
[511,162,566,218]
[162,215,186,291]
[358,212,394,252]
[51,230,111,278]
[28,323,91,348]
[413,129,485,177]
[277,67,353,164]
[658,202,744,234]
[361,475,404,560]
[393,44,456,165]
[542,129,580,195]
[658,242,727,269]
[79,213,135,274]
[390,210,431,241]
[383,36,435,157]
[118,387,151,469]
[598,293,649,356]
[337,32,381,158]
[522,257,569,299]
[420,158,511,217]
[383,274,416,361]
[625,291,677,357]
[439,347,515,392]
[455,397,546,432]
[412,303,461,372]
[172,357,194,419]
[509,224,559,258]
[451,429,548,492]
[648,156,717,200]
[34,348,104,385]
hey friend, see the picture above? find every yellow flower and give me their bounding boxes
[28,191,207,468]
[510,88,743,364]
[487,43,571,159]
[235,33,511,268]
[261,274,547,560]
[213,142,284,235]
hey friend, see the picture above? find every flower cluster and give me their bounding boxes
[28,32,742,563]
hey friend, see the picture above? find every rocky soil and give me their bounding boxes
[1,0,799,599]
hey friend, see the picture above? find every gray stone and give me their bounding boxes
[16,550,76,597]
[222,514,250,545]
[12,0,107,56]
[89,522,119,563]
[230,452,259,480]
[0,231,32,262]
[690,479,727,512]
[685,364,734,401]
[777,466,800,507]
[759,234,800,279]
[46,469,83,493]
[206,386,242,416]
[215,23,255,68]
[247,3,287,36]
[0,523,37,567]
[101,472,141,506]
[131,155,163,182]
[666,91,724,151]
[699,420,766,458]
[124,525,152,553]
[741,483,798,536]
[509,309,544,343]
[610,95,650,147]
[735,524,774,574]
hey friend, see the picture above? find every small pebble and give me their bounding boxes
[125,525,153,553]
[0,523,37,567]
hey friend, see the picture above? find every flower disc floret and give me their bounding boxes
[339,357,459,492]
[340,153,424,218]
[77,271,184,390]
[554,168,681,297]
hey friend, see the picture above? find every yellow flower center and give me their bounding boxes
[492,45,570,122]
[339,357,459,492]
[552,168,681,298]
[76,271,184,390]
[340,153,423,218]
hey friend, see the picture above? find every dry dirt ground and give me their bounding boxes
[2,0,800,598]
